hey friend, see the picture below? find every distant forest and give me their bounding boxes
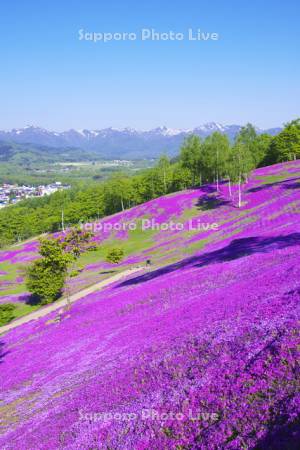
[1,119,299,247]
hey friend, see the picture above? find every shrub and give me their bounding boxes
[105,248,125,264]
[70,269,80,278]
[0,304,16,326]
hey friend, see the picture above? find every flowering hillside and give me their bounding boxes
[0,161,300,449]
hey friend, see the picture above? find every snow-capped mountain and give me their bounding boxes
[0,123,281,159]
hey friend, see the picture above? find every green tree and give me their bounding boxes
[255,134,273,167]
[26,238,71,304]
[236,123,257,144]
[202,132,230,189]
[143,167,167,200]
[180,135,202,186]
[59,227,96,307]
[104,173,135,214]
[170,163,192,191]
[225,147,237,198]
[235,123,257,171]
[60,227,94,258]
[157,155,171,194]
[231,142,254,207]
[266,119,300,163]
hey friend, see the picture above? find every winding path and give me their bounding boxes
[0,267,143,335]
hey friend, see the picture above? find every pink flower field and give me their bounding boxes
[0,161,300,449]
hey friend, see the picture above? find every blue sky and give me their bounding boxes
[0,0,299,130]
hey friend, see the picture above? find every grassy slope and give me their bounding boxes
[0,161,300,448]
[1,161,300,319]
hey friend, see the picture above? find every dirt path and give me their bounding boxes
[0,267,143,335]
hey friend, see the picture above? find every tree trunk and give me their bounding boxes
[61,209,65,233]
[151,177,154,198]
[65,264,75,311]
[228,178,232,197]
[216,150,219,191]
[238,174,242,208]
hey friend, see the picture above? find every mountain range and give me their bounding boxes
[0,123,282,159]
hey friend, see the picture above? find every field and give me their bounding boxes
[0,161,299,448]
[0,141,153,186]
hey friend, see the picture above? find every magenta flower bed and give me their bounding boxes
[0,242,38,264]
[0,293,30,304]
[0,161,300,449]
